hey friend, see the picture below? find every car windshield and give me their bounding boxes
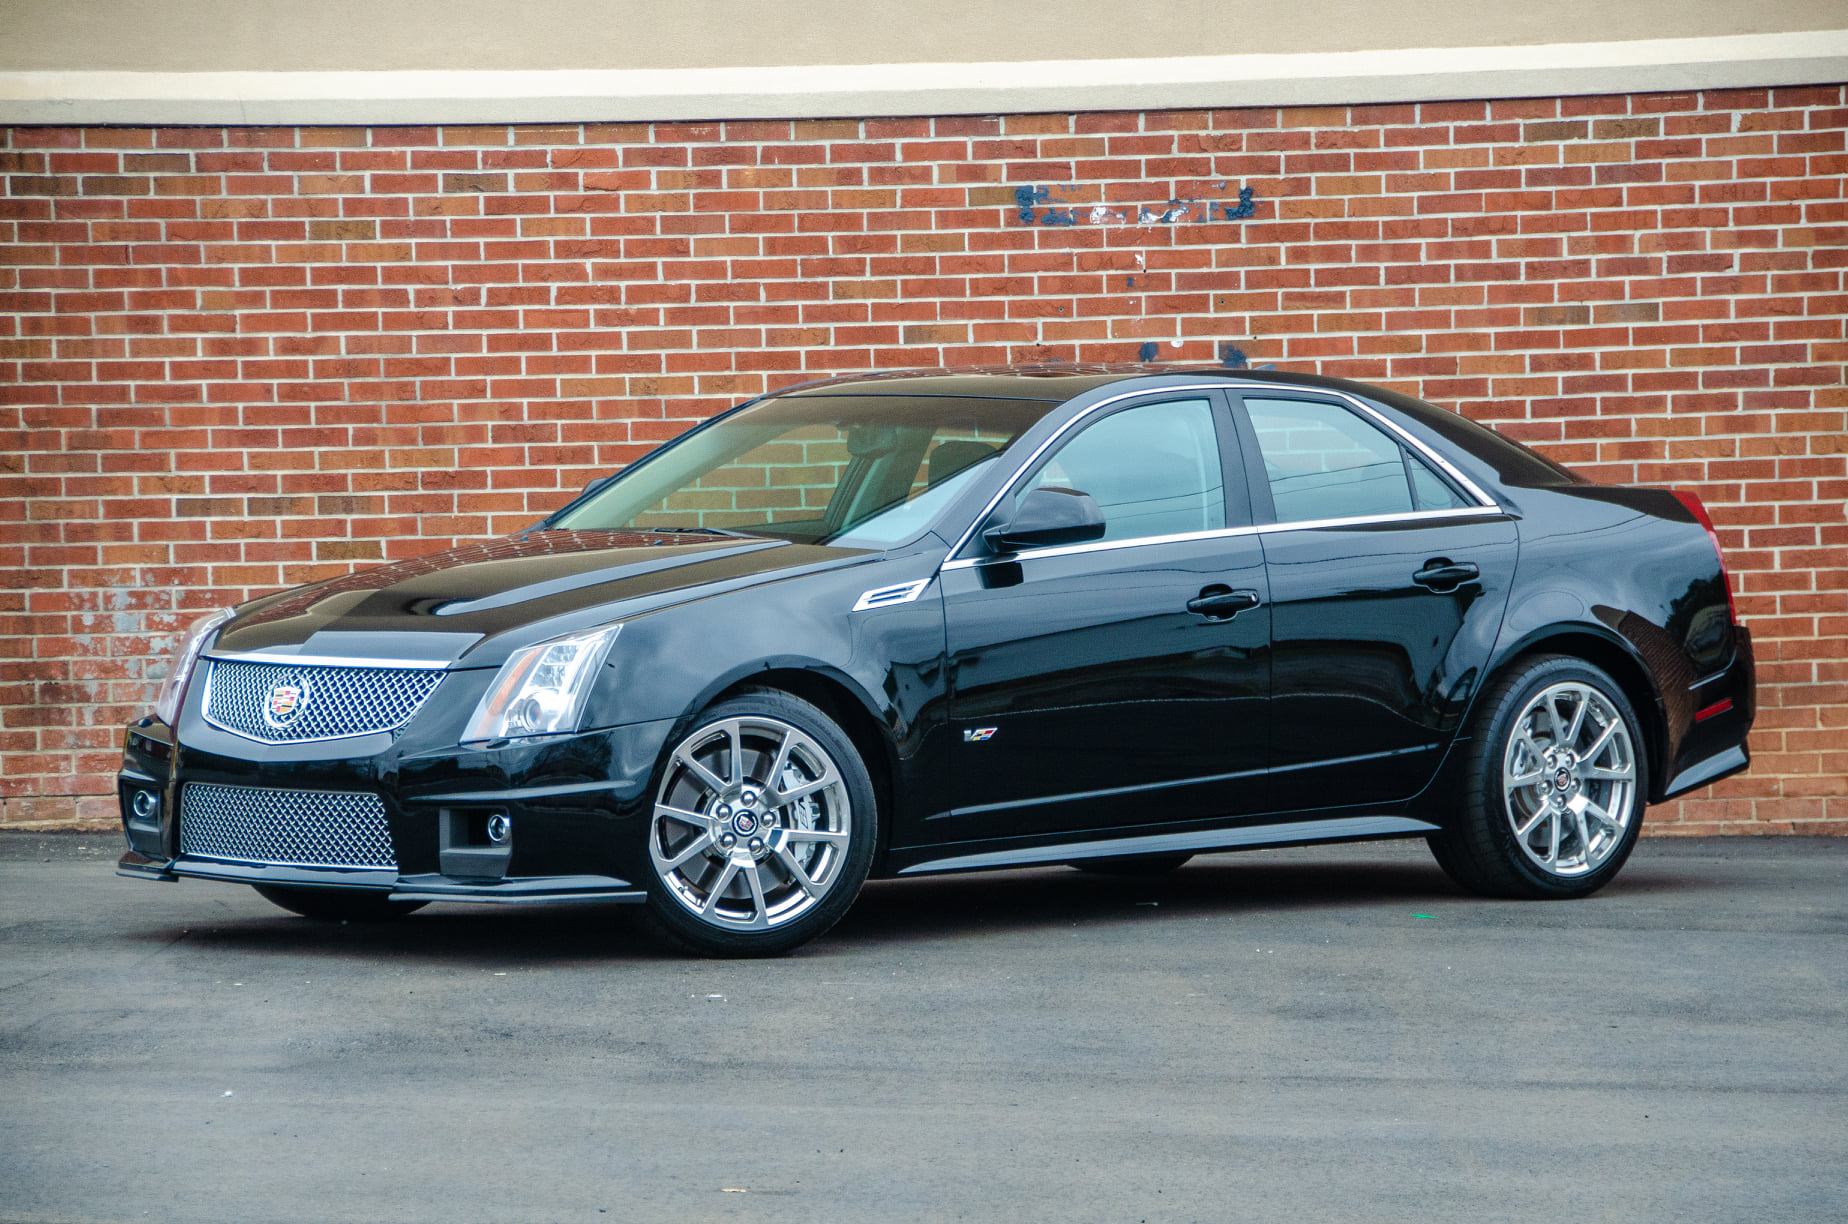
[551,393,1053,547]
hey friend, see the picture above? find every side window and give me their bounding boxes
[1409,456,1469,511]
[1021,398,1225,542]
[1243,397,1466,522]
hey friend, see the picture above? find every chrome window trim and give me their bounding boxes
[940,507,1502,571]
[942,383,1235,562]
[202,650,450,670]
[1262,387,1499,510]
[939,380,1502,567]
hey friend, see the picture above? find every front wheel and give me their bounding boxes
[641,689,878,957]
[1428,654,1648,899]
[253,885,427,922]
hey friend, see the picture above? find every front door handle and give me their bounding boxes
[1187,586,1262,619]
[1413,559,1480,592]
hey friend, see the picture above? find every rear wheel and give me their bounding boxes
[1428,654,1647,899]
[253,885,427,922]
[641,689,877,957]
[1069,853,1193,876]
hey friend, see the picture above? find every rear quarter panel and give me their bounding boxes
[1487,483,1742,801]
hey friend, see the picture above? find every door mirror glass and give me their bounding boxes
[983,486,1107,553]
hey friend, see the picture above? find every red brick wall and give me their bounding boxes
[3,85,1844,832]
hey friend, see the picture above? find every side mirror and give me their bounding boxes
[982,486,1107,554]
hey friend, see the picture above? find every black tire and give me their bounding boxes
[253,885,428,921]
[1069,853,1194,876]
[1428,653,1649,899]
[639,688,878,957]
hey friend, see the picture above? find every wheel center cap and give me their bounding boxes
[1554,768,1573,791]
[732,811,758,836]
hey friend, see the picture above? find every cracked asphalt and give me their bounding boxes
[1,833,1843,1223]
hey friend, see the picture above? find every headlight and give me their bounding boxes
[462,624,621,745]
[153,608,231,726]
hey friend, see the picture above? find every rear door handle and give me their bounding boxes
[1413,559,1480,592]
[1186,586,1262,619]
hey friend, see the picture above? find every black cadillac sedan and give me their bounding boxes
[117,367,1755,955]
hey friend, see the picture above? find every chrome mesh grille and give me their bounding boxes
[179,783,397,869]
[203,659,443,743]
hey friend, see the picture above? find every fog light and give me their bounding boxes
[485,813,512,845]
[130,790,159,821]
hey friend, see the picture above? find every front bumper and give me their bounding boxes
[116,677,678,903]
[117,848,647,905]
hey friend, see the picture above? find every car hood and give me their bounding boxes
[211,529,875,668]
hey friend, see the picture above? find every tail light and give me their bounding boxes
[1672,490,1737,624]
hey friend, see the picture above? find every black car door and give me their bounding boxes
[935,391,1272,840]
[1228,390,1518,813]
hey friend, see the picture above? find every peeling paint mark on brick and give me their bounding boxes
[1219,344,1250,370]
[1137,341,1158,362]
[1014,181,1258,226]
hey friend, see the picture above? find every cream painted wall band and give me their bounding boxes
[2,31,1845,125]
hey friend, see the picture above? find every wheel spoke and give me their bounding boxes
[662,833,715,870]
[780,827,848,845]
[724,720,745,785]
[700,860,739,916]
[1564,688,1589,748]
[1579,764,1634,783]
[765,728,795,789]
[1580,718,1619,765]
[741,862,770,929]
[1514,806,1551,840]
[1545,808,1561,865]
[657,804,718,833]
[1573,794,1622,833]
[676,749,728,795]
[1506,766,1544,790]
[771,771,838,808]
[773,845,818,896]
[1546,693,1570,743]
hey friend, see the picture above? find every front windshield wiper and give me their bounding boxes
[638,525,761,539]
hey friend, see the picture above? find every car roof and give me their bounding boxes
[768,363,1401,404]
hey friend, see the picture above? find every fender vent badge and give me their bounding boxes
[963,727,998,743]
[851,579,930,612]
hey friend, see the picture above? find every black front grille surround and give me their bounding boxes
[179,783,397,870]
[201,658,444,743]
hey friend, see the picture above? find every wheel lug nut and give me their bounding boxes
[749,838,763,853]
[720,833,735,848]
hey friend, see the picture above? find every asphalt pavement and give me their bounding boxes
[1,833,1843,1223]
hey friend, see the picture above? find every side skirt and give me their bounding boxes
[891,815,1440,878]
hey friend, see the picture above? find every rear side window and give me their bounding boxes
[1022,398,1225,542]
[1243,397,1467,522]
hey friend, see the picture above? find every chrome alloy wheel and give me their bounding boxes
[1502,681,1638,877]
[649,716,853,930]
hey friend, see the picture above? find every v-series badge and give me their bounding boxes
[963,727,998,743]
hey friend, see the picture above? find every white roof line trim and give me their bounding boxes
[3,31,1844,124]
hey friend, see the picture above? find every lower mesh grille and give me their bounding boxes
[179,783,397,870]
